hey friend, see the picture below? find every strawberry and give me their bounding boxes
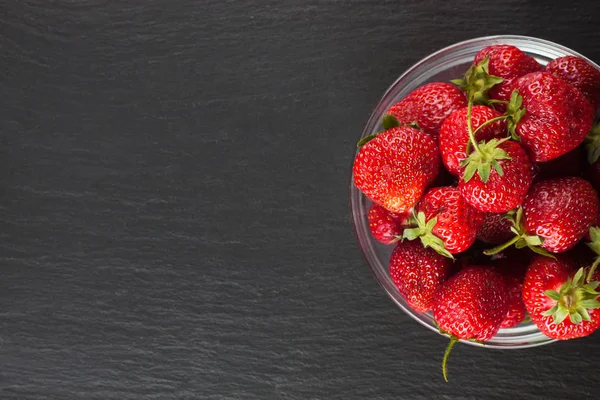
[403,186,484,257]
[439,105,507,176]
[485,177,600,256]
[388,240,453,312]
[522,254,600,340]
[353,126,440,213]
[368,203,411,245]
[387,82,467,138]
[545,56,600,109]
[492,257,528,328]
[459,139,532,213]
[433,266,508,381]
[477,212,513,245]
[510,71,594,162]
[453,44,542,109]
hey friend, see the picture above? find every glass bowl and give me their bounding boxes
[350,35,600,349]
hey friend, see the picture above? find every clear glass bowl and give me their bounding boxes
[350,35,600,349]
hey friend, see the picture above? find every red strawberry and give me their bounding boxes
[485,177,600,256]
[439,105,507,176]
[353,126,440,213]
[545,56,600,108]
[453,44,542,109]
[388,240,453,312]
[403,186,484,257]
[492,257,528,328]
[477,212,513,245]
[433,266,508,381]
[522,254,600,340]
[458,139,532,213]
[387,82,467,138]
[368,203,411,245]
[511,71,594,162]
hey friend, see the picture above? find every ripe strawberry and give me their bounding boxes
[511,71,594,162]
[522,254,600,340]
[353,126,440,213]
[492,257,528,328]
[485,177,600,256]
[368,203,411,245]
[403,187,484,257]
[545,56,600,108]
[477,212,513,245]
[439,105,507,176]
[388,240,453,312]
[387,82,467,138]
[459,139,532,213]
[453,44,542,108]
[433,266,508,381]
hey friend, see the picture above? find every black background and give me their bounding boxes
[2,1,600,399]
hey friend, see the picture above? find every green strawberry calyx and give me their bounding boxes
[483,207,556,258]
[542,266,600,325]
[584,122,600,164]
[504,90,526,140]
[401,211,454,259]
[451,55,503,105]
[461,101,514,184]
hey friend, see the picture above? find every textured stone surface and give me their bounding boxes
[2,0,600,398]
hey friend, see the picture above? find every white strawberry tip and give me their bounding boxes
[483,207,556,258]
[584,122,600,164]
[542,267,600,325]
[401,211,454,259]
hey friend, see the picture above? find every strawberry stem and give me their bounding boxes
[442,336,459,382]
[466,101,483,155]
[483,235,521,256]
[470,115,509,138]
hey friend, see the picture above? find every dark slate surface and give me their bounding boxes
[2,1,600,399]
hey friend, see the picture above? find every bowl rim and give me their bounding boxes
[349,34,600,349]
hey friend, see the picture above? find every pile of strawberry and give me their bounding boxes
[353,44,600,380]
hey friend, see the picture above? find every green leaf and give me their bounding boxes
[402,227,422,241]
[573,268,586,287]
[506,90,526,140]
[515,239,527,249]
[357,133,378,148]
[544,290,561,301]
[528,245,556,259]
[425,216,437,232]
[381,114,400,130]
[420,234,454,260]
[542,304,559,317]
[570,311,583,325]
[577,306,592,322]
[579,299,600,309]
[450,78,467,89]
[523,235,543,246]
[584,123,600,164]
[589,226,600,243]
[490,159,504,176]
[515,207,523,226]
[463,161,478,182]
[553,305,569,325]
[477,163,491,183]
[584,281,600,291]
